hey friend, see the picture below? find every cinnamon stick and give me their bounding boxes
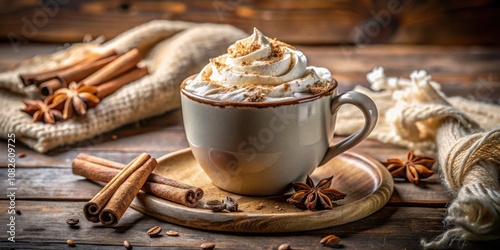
[19,50,116,87]
[95,66,149,99]
[57,55,119,85]
[38,55,119,97]
[83,153,156,226]
[38,79,64,97]
[75,153,124,169]
[82,48,142,86]
[73,153,203,207]
[100,156,157,226]
[72,158,119,182]
[20,66,71,87]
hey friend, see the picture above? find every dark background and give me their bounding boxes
[1,0,499,45]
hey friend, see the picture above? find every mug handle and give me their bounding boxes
[319,91,378,165]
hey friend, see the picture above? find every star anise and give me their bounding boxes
[52,82,100,119]
[381,149,435,185]
[22,96,64,124]
[287,175,347,211]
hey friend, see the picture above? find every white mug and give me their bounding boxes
[181,76,378,196]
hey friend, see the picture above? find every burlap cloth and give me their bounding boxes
[0,20,246,152]
[337,67,500,248]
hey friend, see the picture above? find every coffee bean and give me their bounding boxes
[166,230,179,236]
[147,226,162,237]
[123,240,133,249]
[15,210,21,215]
[200,242,215,249]
[223,196,238,212]
[66,239,76,247]
[204,200,225,212]
[320,235,340,247]
[17,152,26,158]
[66,218,79,226]
[278,243,291,250]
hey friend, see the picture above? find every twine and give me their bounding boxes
[336,67,500,248]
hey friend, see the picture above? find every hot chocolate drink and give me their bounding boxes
[180,28,378,195]
[182,28,332,102]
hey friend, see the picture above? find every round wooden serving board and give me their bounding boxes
[131,148,394,233]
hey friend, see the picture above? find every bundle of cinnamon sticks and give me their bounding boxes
[20,48,149,124]
[72,153,204,226]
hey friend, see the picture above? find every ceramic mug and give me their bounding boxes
[180,76,378,196]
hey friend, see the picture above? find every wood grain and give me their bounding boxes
[0,0,499,45]
[1,45,499,104]
[0,43,498,248]
[129,148,393,232]
[0,161,449,206]
[1,200,499,249]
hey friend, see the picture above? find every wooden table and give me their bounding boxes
[1,44,499,249]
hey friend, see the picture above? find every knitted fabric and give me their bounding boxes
[336,67,500,248]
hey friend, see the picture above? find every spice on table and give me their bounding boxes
[20,66,70,87]
[320,235,340,248]
[19,48,149,124]
[66,217,79,226]
[19,50,115,87]
[38,54,119,97]
[200,242,215,250]
[381,149,435,185]
[66,239,76,247]
[81,48,142,87]
[166,230,179,236]
[223,196,238,212]
[22,97,64,124]
[15,210,21,215]
[123,240,133,249]
[95,66,149,99]
[72,153,203,207]
[17,152,26,158]
[204,196,239,212]
[147,226,162,237]
[287,175,346,211]
[278,243,291,250]
[52,82,100,120]
[83,153,157,226]
[204,200,226,212]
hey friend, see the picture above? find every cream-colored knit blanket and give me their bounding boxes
[337,67,500,249]
[0,20,246,152]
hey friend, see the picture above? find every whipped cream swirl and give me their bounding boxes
[183,28,332,102]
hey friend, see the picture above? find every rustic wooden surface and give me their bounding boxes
[131,149,393,233]
[1,0,500,45]
[1,43,500,249]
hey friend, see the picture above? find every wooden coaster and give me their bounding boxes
[131,148,393,233]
